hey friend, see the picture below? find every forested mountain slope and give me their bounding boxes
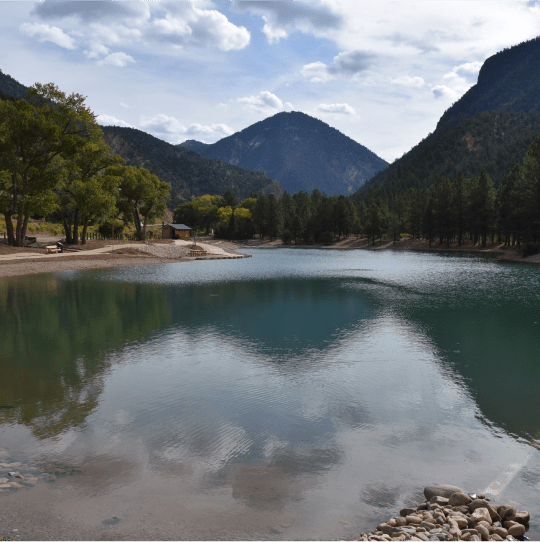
[0,69,28,100]
[179,111,388,196]
[358,36,540,197]
[102,127,281,205]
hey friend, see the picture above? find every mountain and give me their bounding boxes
[178,111,388,196]
[0,69,281,205]
[0,69,28,100]
[102,126,281,206]
[358,36,540,197]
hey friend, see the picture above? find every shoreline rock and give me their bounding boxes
[356,485,532,541]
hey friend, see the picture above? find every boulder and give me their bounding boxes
[491,527,508,538]
[424,485,463,500]
[496,504,516,520]
[474,524,489,541]
[448,492,471,506]
[470,508,492,525]
[400,508,417,517]
[406,516,422,524]
[514,511,530,525]
[507,523,526,538]
[469,500,499,520]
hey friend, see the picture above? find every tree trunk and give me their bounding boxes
[4,213,15,246]
[81,217,89,244]
[133,208,143,240]
[15,212,24,247]
[72,209,79,245]
[20,214,30,246]
[63,217,73,244]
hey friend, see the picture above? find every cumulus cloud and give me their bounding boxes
[301,50,374,82]
[83,41,109,59]
[32,1,150,24]
[97,52,135,67]
[431,85,457,100]
[139,114,234,144]
[30,1,250,57]
[315,103,357,116]
[20,22,76,49]
[235,0,342,43]
[237,91,293,114]
[97,114,134,128]
[150,7,250,51]
[454,61,483,80]
[391,75,426,88]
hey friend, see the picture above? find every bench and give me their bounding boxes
[46,245,61,254]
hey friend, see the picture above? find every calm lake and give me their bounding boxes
[1,249,539,540]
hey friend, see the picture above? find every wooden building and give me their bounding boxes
[162,224,192,239]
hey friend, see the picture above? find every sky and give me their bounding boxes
[2,0,540,163]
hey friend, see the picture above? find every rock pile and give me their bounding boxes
[357,485,532,541]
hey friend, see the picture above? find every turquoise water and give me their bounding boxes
[0,249,539,540]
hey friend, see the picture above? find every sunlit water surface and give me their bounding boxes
[1,249,539,540]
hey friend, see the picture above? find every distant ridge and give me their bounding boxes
[102,126,282,205]
[179,111,388,196]
[358,36,540,196]
[0,69,28,100]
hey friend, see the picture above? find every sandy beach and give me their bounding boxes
[0,236,248,278]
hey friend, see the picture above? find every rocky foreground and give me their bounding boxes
[357,485,531,541]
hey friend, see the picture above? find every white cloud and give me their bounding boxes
[301,50,374,82]
[237,91,292,114]
[431,85,457,100]
[97,114,134,128]
[98,52,135,68]
[235,0,342,44]
[30,1,250,57]
[139,114,234,144]
[83,41,109,59]
[20,22,76,50]
[454,61,483,81]
[391,75,426,88]
[120,102,129,109]
[316,103,357,116]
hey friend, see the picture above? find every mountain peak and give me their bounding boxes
[179,112,387,195]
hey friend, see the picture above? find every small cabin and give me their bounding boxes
[162,224,192,239]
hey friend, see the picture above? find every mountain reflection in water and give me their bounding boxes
[0,249,538,540]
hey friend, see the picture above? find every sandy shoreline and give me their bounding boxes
[1,236,539,279]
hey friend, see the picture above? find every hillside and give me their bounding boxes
[359,36,540,197]
[0,69,28,100]
[102,126,281,205]
[179,111,388,196]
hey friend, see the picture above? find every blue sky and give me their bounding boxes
[2,0,540,162]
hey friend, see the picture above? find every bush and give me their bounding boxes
[521,242,540,258]
[98,220,125,237]
[281,229,293,245]
[319,231,335,245]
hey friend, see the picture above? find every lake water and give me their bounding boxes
[1,249,539,540]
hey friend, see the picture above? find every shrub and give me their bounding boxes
[281,229,293,245]
[319,231,335,245]
[98,220,125,237]
[521,242,540,258]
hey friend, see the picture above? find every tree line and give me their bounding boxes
[174,188,360,244]
[0,83,170,246]
[355,135,540,254]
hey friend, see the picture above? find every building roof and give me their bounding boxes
[164,223,191,230]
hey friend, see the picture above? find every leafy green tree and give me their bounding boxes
[106,165,170,240]
[266,194,282,241]
[0,83,98,246]
[433,177,454,247]
[56,138,123,244]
